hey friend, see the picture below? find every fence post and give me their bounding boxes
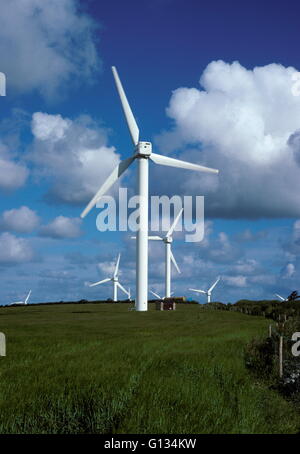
[279,335,283,378]
[0,332,5,356]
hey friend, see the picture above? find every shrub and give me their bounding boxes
[244,336,275,380]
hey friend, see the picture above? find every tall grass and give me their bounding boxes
[0,303,298,433]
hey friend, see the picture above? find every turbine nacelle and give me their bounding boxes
[135,141,152,157]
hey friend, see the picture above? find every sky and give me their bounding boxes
[1,0,300,304]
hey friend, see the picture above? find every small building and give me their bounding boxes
[156,299,176,311]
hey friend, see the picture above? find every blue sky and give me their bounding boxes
[1,0,300,304]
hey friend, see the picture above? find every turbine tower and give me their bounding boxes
[189,277,221,303]
[89,254,129,302]
[10,290,31,306]
[81,66,219,311]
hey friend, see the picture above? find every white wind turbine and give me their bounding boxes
[132,209,182,298]
[80,66,219,311]
[148,208,183,298]
[10,290,31,306]
[274,293,287,302]
[89,254,129,302]
[189,277,221,303]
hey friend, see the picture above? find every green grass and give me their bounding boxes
[0,303,298,434]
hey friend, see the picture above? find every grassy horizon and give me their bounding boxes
[0,303,298,434]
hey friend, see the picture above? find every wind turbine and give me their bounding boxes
[189,277,221,303]
[150,290,174,300]
[89,254,128,302]
[274,293,287,302]
[132,209,182,297]
[10,290,31,306]
[148,208,183,298]
[80,66,219,311]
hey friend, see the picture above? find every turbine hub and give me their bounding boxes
[135,141,152,157]
[164,236,172,243]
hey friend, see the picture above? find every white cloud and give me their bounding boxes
[30,112,121,205]
[205,231,241,263]
[281,262,296,279]
[228,259,259,275]
[97,257,120,278]
[0,232,34,264]
[32,112,70,141]
[0,206,40,233]
[157,60,300,218]
[0,142,28,191]
[39,216,82,239]
[223,275,247,288]
[0,0,100,99]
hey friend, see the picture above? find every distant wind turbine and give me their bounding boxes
[132,209,182,298]
[274,293,287,302]
[90,254,129,302]
[10,290,31,306]
[189,277,221,303]
[80,66,219,311]
[148,208,182,298]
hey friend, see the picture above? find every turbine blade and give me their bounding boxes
[208,276,220,293]
[114,253,121,278]
[89,278,111,287]
[25,290,31,304]
[116,282,129,297]
[112,66,139,146]
[167,208,183,238]
[275,293,285,301]
[148,236,163,241]
[189,288,207,294]
[80,156,135,218]
[170,248,181,273]
[150,290,161,299]
[150,153,219,174]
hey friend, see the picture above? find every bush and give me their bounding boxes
[244,337,275,379]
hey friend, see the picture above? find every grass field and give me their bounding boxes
[0,303,299,434]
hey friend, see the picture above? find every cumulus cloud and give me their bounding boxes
[280,262,296,279]
[0,142,28,191]
[205,231,241,263]
[228,259,261,276]
[0,232,34,264]
[282,219,300,257]
[39,216,82,239]
[222,275,247,288]
[29,112,121,205]
[0,206,40,233]
[157,60,300,218]
[0,110,31,192]
[0,0,100,99]
[97,257,120,278]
